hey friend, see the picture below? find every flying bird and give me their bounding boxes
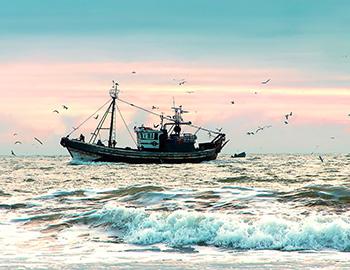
[34,137,43,145]
[284,121,289,125]
[153,124,160,128]
[94,114,99,119]
[53,110,59,114]
[13,133,18,136]
[261,79,271,84]
[151,106,159,110]
[255,127,264,133]
[131,71,136,74]
[319,155,324,163]
[62,105,68,110]
[186,91,195,94]
[231,100,235,104]
[14,141,22,144]
[11,150,16,156]
[246,132,255,135]
[179,80,186,86]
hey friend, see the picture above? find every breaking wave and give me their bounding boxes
[80,206,350,251]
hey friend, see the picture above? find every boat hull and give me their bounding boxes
[61,137,222,164]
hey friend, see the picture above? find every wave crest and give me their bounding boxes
[83,206,350,251]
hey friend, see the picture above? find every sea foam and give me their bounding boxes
[85,206,350,251]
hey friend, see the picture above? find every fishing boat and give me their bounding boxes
[231,152,246,158]
[60,82,228,163]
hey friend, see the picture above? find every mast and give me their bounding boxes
[108,82,119,147]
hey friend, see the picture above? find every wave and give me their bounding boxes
[77,206,350,251]
[280,185,350,206]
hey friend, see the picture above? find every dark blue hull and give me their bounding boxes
[60,137,225,164]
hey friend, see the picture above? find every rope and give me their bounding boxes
[67,99,111,137]
[116,97,222,135]
[116,104,138,147]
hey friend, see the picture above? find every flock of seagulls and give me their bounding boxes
[9,72,349,163]
[11,134,44,156]
[246,125,272,136]
[53,105,69,114]
[284,112,293,124]
[11,104,72,155]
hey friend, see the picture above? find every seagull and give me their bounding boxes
[319,155,324,163]
[285,114,290,120]
[254,125,272,134]
[34,137,43,145]
[112,80,119,87]
[94,114,99,119]
[284,121,289,125]
[179,80,186,86]
[153,124,160,128]
[131,71,136,74]
[231,100,235,104]
[53,110,59,114]
[11,150,16,156]
[14,141,22,144]
[13,133,18,136]
[255,127,264,133]
[62,105,68,110]
[151,106,159,110]
[261,79,271,84]
[246,132,255,135]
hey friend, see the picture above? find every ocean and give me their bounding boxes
[0,154,349,269]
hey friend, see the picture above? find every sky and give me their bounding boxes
[0,0,349,155]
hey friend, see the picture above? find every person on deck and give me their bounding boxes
[97,139,104,146]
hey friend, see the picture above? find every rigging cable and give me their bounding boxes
[116,104,138,147]
[67,99,111,137]
[116,97,221,135]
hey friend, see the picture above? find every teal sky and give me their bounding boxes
[1,0,349,79]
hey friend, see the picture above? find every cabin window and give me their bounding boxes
[154,133,158,140]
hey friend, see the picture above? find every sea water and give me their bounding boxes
[0,154,349,269]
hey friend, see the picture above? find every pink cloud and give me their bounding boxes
[0,60,349,154]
